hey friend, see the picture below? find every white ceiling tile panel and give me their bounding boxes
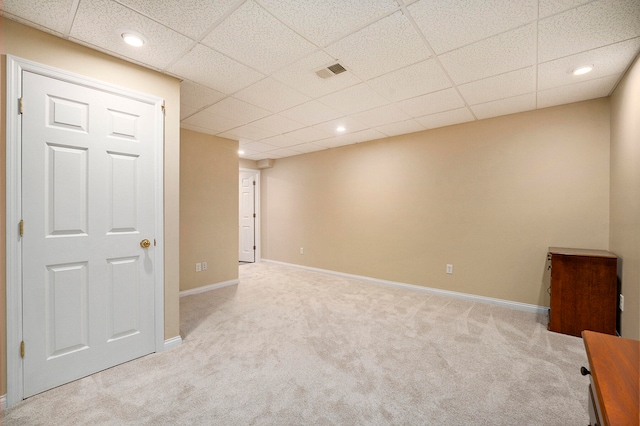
[180,80,226,109]
[537,74,621,109]
[167,44,264,94]
[313,116,369,136]
[263,148,303,158]
[538,38,640,90]
[367,59,452,102]
[439,24,536,85]
[284,127,335,143]
[116,0,240,39]
[3,0,73,34]
[538,0,592,18]
[316,129,387,148]
[182,110,244,133]
[218,124,279,141]
[280,101,344,126]
[270,51,363,98]
[351,104,411,127]
[239,141,280,152]
[375,119,426,137]
[251,114,306,134]
[234,77,311,113]
[202,0,317,74]
[256,0,398,46]
[180,104,199,121]
[538,0,640,62]
[260,134,302,148]
[415,107,476,129]
[181,123,218,136]
[471,93,536,120]
[457,67,536,105]
[204,97,271,123]
[70,0,194,70]
[408,0,537,54]
[238,148,260,157]
[318,84,389,115]
[325,11,431,80]
[396,88,465,118]
[285,143,328,154]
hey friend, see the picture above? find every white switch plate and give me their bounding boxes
[300,247,304,255]
[202,262,207,271]
[195,262,201,272]
[446,264,453,274]
[620,294,624,311]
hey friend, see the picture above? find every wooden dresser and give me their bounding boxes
[582,331,639,426]
[548,247,618,337]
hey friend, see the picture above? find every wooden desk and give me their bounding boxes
[582,330,639,425]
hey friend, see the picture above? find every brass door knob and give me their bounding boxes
[140,239,151,248]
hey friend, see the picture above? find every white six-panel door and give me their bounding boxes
[239,171,255,262]
[21,71,157,397]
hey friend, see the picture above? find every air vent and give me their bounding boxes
[315,62,347,79]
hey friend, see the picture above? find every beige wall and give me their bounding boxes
[180,129,239,291]
[610,54,640,340]
[0,18,182,396]
[240,158,258,169]
[262,99,611,307]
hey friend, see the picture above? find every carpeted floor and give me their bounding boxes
[3,262,589,425]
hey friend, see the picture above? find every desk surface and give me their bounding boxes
[582,330,639,425]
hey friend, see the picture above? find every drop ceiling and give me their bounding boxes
[3,0,640,160]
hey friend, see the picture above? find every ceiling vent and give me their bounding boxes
[315,62,347,79]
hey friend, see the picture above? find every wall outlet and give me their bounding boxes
[446,264,453,274]
[202,262,207,271]
[620,294,624,311]
[195,262,201,272]
[300,247,304,255]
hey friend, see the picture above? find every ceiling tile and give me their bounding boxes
[286,143,328,154]
[256,0,399,46]
[471,93,536,120]
[538,0,592,18]
[367,59,452,102]
[318,84,389,115]
[397,88,465,118]
[408,0,537,54]
[218,124,278,141]
[316,129,387,148]
[180,104,198,120]
[180,80,226,109]
[240,141,280,152]
[439,24,536,85]
[202,0,317,74]
[251,114,306,134]
[538,38,640,90]
[234,77,311,113]
[167,44,264,94]
[280,101,344,126]
[325,11,431,80]
[375,119,426,137]
[284,127,335,143]
[458,67,536,105]
[537,74,621,109]
[70,0,194,70]
[538,0,640,62]
[351,104,411,127]
[415,107,476,129]
[204,97,271,123]
[182,110,244,133]
[116,0,240,39]
[270,51,363,98]
[260,134,302,148]
[313,116,368,136]
[264,148,303,159]
[3,0,73,34]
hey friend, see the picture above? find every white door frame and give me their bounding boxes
[239,168,261,262]
[5,56,165,407]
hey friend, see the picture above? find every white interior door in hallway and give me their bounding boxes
[20,70,160,397]
[239,170,258,262]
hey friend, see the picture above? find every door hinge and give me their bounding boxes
[19,219,24,236]
[20,341,25,358]
[253,181,256,186]
[19,98,24,114]
[154,239,156,246]
[253,246,256,250]
[253,213,256,218]
[161,104,166,115]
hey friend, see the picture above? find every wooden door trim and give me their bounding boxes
[5,56,165,407]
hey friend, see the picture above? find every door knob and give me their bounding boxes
[140,239,151,248]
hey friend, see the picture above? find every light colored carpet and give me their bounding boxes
[3,262,589,425]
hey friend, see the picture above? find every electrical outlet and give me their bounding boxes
[620,294,624,311]
[195,262,201,272]
[202,262,207,271]
[300,247,304,255]
[446,264,453,274]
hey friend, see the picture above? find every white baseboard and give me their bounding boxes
[164,336,182,351]
[179,279,239,298]
[262,259,547,315]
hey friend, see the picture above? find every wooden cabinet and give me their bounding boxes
[582,330,639,426]
[548,247,618,337]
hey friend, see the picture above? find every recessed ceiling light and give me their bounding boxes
[238,150,245,155]
[121,32,145,47]
[572,65,593,76]
[336,126,346,132]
